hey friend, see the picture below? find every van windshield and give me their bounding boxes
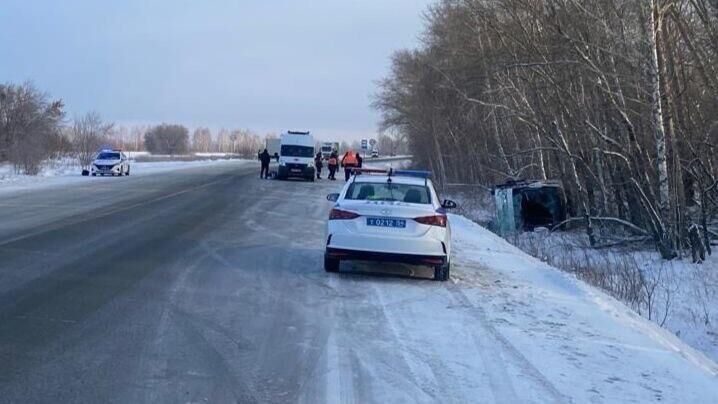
[281,145,314,158]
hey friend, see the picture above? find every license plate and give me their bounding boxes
[367,217,406,228]
[290,169,301,173]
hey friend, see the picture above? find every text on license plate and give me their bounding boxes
[290,169,302,173]
[366,218,406,228]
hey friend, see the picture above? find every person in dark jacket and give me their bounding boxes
[259,149,271,179]
[273,152,279,162]
[314,152,324,179]
[356,153,363,175]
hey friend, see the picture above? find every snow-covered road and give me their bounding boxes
[0,161,715,403]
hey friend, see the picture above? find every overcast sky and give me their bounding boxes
[0,0,432,140]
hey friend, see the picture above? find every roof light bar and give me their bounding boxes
[350,168,432,179]
[393,170,431,179]
[351,168,387,174]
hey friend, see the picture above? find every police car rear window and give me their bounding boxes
[345,182,431,204]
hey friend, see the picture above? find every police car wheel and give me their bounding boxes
[92,173,96,176]
[433,261,450,281]
[324,255,340,273]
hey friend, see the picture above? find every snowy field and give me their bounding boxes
[0,158,254,195]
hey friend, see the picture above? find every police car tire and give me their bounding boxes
[434,261,450,281]
[92,173,96,176]
[126,167,130,176]
[324,255,340,273]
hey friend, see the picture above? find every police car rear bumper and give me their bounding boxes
[325,247,447,266]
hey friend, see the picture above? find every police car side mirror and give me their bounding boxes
[441,199,457,209]
[327,193,340,202]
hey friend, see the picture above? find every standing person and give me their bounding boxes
[356,153,363,174]
[327,151,338,180]
[314,152,324,180]
[259,148,271,179]
[273,152,279,162]
[341,149,358,181]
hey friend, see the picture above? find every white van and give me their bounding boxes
[277,131,316,181]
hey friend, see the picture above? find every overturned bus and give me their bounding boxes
[493,180,567,235]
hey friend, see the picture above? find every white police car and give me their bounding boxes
[91,150,130,176]
[324,169,457,281]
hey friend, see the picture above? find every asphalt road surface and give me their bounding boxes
[0,162,447,403]
[2,161,716,404]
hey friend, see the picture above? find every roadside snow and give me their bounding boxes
[449,187,718,367]
[448,214,718,402]
[0,159,254,195]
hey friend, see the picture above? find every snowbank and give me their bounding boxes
[448,214,718,402]
[449,187,718,366]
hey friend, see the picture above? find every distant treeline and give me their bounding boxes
[0,81,410,176]
[374,0,718,258]
[0,82,275,171]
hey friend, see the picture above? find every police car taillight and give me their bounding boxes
[329,209,360,220]
[414,215,447,227]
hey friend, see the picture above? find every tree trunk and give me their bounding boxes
[647,0,676,258]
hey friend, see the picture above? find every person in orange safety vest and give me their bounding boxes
[341,150,358,181]
[327,152,338,181]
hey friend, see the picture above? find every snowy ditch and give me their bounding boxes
[446,188,718,365]
[444,214,717,401]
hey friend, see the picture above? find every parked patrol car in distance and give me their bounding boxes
[91,149,130,176]
[324,168,457,281]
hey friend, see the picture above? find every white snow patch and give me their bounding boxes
[0,159,254,195]
[448,213,718,402]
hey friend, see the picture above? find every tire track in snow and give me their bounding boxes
[446,284,571,404]
[370,281,515,403]
[370,283,443,402]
